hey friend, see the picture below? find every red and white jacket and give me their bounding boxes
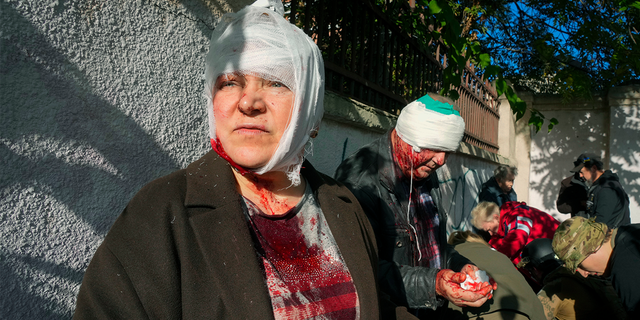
[488,201,560,265]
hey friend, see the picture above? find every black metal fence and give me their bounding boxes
[286,0,500,153]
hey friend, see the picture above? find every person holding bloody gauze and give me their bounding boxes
[335,94,497,319]
[73,1,417,319]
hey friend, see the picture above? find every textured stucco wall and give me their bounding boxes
[1,0,250,318]
[608,85,640,221]
[527,87,640,223]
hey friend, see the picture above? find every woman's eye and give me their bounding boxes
[270,81,287,89]
[216,74,242,90]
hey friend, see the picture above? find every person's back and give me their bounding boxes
[569,153,630,228]
[587,170,631,227]
[556,174,588,217]
[608,224,640,317]
[538,268,627,320]
[520,238,627,320]
[444,232,545,320]
[471,201,560,265]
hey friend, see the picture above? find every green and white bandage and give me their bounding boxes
[395,93,465,152]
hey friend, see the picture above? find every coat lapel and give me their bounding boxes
[184,151,275,319]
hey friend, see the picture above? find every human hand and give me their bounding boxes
[435,267,495,307]
[460,264,498,289]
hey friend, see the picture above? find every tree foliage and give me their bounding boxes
[383,0,639,132]
[476,0,640,98]
[379,0,548,131]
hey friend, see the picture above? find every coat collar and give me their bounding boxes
[183,151,274,318]
[180,151,378,318]
[184,150,241,210]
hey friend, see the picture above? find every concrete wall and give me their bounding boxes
[608,85,640,220]
[0,0,515,318]
[526,85,640,223]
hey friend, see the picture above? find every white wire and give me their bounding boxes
[407,158,422,262]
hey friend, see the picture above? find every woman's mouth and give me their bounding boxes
[235,124,267,134]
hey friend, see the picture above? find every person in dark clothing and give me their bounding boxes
[519,238,627,320]
[478,165,518,207]
[569,153,630,228]
[556,172,588,217]
[553,216,640,318]
[335,93,496,319]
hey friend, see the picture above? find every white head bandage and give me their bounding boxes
[204,0,324,186]
[395,93,465,152]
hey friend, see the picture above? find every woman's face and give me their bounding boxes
[481,214,500,236]
[213,73,294,169]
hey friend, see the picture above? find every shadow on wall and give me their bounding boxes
[530,97,640,218]
[609,104,640,213]
[0,2,209,318]
[0,0,271,318]
[529,110,608,214]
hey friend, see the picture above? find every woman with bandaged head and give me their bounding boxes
[73,1,410,319]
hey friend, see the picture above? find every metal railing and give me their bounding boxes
[286,0,500,153]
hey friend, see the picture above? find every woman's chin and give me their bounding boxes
[229,155,270,171]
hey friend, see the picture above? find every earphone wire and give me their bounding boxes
[407,159,422,262]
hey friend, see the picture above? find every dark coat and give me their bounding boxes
[74,151,410,319]
[586,170,630,228]
[556,174,588,216]
[478,177,517,208]
[538,267,627,320]
[609,224,640,318]
[334,131,471,313]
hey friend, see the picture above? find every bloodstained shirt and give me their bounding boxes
[401,179,441,269]
[242,184,360,320]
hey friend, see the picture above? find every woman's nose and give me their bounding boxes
[238,85,266,115]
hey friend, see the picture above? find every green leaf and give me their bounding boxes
[429,0,442,14]
[495,79,508,95]
[484,65,501,78]
[478,53,491,68]
[470,42,481,55]
[528,111,543,133]
[547,118,559,132]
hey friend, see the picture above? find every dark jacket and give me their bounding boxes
[556,174,588,217]
[586,170,630,228]
[74,151,411,319]
[538,267,628,320]
[334,131,471,312]
[478,177,517,208]
[609,224,640,318]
